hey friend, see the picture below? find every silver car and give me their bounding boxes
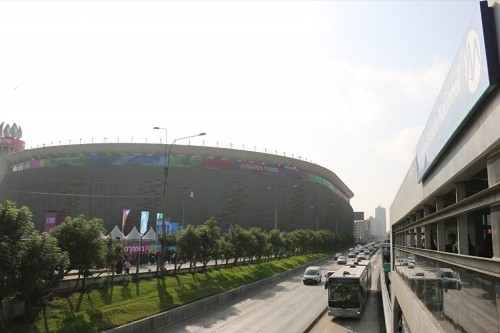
[303,266,322,285]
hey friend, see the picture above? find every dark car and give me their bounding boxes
[334,252,342,260]
[303,266,322,285]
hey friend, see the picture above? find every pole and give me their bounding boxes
[274,206,278,230]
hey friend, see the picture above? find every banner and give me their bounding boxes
[140,211,149,236]
[44,211,66,232]
[121,209,131,233]
[156,213,164,235]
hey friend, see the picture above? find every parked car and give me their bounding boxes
[336,256,347,265]
[303,266,322,285]
[437,268,462,290]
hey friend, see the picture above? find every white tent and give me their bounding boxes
[143,227,157,242]
[109,225,125,240]
[125,226,142,241]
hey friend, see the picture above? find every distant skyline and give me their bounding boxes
[0,1,480,225]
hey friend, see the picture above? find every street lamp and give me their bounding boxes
[179,185,189,228]
[153,128,205,220]
[266,184,299,230]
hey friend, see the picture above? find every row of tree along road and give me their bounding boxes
[0,200,353,330]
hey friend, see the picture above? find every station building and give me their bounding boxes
[389,1,500,332]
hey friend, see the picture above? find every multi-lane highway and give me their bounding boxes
[157,252,383,333]
[308,253,383,333]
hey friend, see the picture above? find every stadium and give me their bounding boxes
[0,130,354,235]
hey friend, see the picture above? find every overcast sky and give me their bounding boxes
[0,1,480,226]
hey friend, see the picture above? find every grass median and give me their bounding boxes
[8,253,325,332]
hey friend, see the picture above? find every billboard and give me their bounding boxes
[44,211,66,232]
[416,1,499,181]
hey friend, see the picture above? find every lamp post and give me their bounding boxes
[153,128,205,220]
[179,185,189,228]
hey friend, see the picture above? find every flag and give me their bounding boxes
[156,213,164,235]
[122,209,131,233]
[140,211,149,236]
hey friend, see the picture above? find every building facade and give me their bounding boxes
[389,2,500,332]
[0,140,355,236]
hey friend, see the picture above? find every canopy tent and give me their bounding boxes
[109,225,125,240]
[125,226,142,241]
[143,227,157,242]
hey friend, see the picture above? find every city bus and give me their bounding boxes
[395,265,444,312]
[324,262,372,318]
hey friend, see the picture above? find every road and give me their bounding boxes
[307,253,383,333]
[156,258,337,333]
[155,253,382,333]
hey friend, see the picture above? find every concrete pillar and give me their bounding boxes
[437,221,446,251]
[457,214,468,255]
[424,226,432,249]
[487,152,500,260]
[416,227,422,249]
[454,181,467,254]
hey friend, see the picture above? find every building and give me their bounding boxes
[389,1,500,332]
[0,135,355,235]
[373,205,387,239]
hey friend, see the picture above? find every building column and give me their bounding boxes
[487,152,500,260]
[437,220,446,252]
[416,227,422,249]
[424,226,432,250]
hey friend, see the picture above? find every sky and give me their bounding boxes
[0,0,481,228]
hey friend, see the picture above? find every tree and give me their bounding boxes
[196,218,221,272]
[51,215,107,290]
[158,233,176,273]
[175,225,200,273]
[0,201,35,329]
[248,227,267,263]
[268,229,285,259]
[17,232,69,322]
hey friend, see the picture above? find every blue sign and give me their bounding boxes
[416,1,499,181]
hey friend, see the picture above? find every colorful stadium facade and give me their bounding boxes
[0,136,354,235]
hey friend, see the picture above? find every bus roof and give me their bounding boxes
[329,263,370,279]
[395,265,439,281]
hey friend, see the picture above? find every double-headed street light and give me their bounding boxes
[153,127,205,221]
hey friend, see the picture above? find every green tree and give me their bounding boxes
[17,232,69,322]
[248,227,267,263]
[0,201,35,329]
[196,218,221,272]
[158,233,176,273]
[175,225,200,273]
[51,215,106,290]
[268,229,285,259]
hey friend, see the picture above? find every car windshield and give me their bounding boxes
[305,268,319,275]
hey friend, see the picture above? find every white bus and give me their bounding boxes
[324,262,372,318]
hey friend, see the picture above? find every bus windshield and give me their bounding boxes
[328,279,361,308]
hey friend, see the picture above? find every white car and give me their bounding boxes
[336,256,347,265]
[303,266,322,285]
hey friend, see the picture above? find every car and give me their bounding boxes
[303,266,322,285]
[336,256,347,265]
[356,253,366,261]
[437,268,462,290]
[347,252,356,258]
[334,252,342,260]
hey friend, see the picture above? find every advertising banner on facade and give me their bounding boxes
[44,211,66,232]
